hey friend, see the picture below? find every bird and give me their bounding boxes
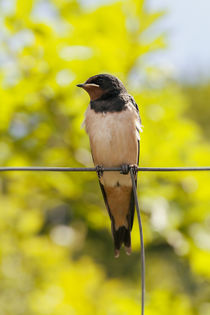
[77,74,142,258]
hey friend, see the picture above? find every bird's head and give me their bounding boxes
[77,74,126,101]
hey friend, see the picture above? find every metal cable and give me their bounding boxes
[0,166,210,172]
[1,164,210,314]
[130,168,145,315]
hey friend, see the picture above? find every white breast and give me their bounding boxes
[84,103,141,187]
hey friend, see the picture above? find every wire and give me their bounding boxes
[138,167,210,171]
[1,164,210,315]
[130,168,145,315]
[0,166,210,172]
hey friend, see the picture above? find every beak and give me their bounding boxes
[76,83,100,88]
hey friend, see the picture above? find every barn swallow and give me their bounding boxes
[77,74,141,258]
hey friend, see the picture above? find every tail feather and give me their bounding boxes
[113,226,131,257]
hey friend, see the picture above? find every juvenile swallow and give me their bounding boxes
[77,74,142,257]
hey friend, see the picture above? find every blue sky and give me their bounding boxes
[147,0,210,82]
[82,0,210,82]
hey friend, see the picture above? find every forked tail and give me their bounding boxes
[113,226,131,258]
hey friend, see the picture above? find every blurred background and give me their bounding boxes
[0,0,210,314]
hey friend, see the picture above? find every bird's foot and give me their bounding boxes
[120,164,130,174]
[129,164,138,176]
[96,165,104,179]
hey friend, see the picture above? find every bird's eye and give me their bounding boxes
[96,78,103,85]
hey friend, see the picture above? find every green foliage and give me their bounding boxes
[183,83,210,138]
[0,0,210,314]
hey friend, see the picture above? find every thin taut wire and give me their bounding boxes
[130,168,145,315]
[0,166,210,172]
[1,165,210,314]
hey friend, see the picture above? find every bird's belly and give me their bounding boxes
[84,107,139,187]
